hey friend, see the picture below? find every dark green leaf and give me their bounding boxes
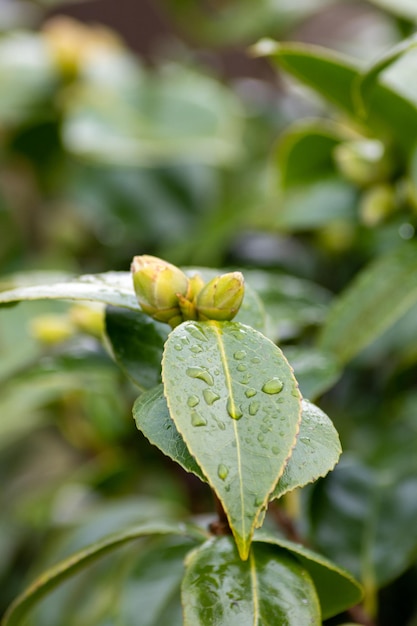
[309,457,417,588]
[276,119,348,187]
[162,320,301,559]
[182,536,321,626]
[2,520,207,626]
[283,346,341,399]
[133,385,206,482]
[105,306,168,390]
[319,242,417,363]
[271,399,341,500]
[255,533,363,619]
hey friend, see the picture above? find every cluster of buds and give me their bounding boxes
[131,255,245,328]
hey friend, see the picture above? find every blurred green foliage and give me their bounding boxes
[2,0,417,624]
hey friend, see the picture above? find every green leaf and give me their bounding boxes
[273,178,357,231]
[134,390,341,502]
[283,347,341,399]
[253,39,360,116]
[2,520,207,626]
[319,242,417,363]
[182,536,321,626]
[162,320,301,559]
[244,270,332,342]
[133,385,206,482]
[271,399,341,500]
[256,39,417,153]
[276,119,348,187]
[354,33,417,114]
[105,306,168,390]
[254,534,363,619]
[309,457,417,588]
[0,272,139,310]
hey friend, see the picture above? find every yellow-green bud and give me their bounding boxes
[333,139,392,187]
[131,255,189,327]
[29,315,75,345]
[196,272,245,321]
[359,184,396,227]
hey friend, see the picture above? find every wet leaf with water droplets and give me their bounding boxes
[271,399,342,501]
[182,536,321,626]
[162,320,302,560]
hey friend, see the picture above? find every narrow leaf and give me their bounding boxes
[182,536,321,626]
[276,119,349,187]
[105,306,168,390]
[0,272,138,310]
[255,534,363,619]
[133,385,206,482]
[319,243,417,363]
[162,320,301,559]
[271,399,341,500]
[2,521,207,626]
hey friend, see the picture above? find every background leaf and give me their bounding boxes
[319,242,417,363]
[162,320,301,559]
[182,536,321,626]
[3,520,207,626]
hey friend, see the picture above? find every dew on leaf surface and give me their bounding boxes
[203,389,220,405]
[226,397,243,420]
[187,395,200,407]
[245,388,257,398]
[186,367,214,385]
[217,464,229,480]
[262,377,284,394]
[191,411,207,427]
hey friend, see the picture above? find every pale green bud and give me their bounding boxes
[196,272,245,321]
[359,184,396,227]
[131,255,189,327]
[333,139,392,187]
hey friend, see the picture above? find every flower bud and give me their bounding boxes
[196,272,245,321]
[333,139,392,187]
[131,255,189,327]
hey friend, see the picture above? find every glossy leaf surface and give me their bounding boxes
[255,534,363,619]
[272,399,341,500]
[105,306,168,390]
[182,536,321,626]
[133,385,206,481]
[0,272,138,310]
[162,320,301,559]
[2,521,207,626]
[319,243,417,363]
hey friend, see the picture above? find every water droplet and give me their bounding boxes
[255,496,264,507]
[260,423,271,433]
[252,356,261,364]
[191,411,207,427]
[187,395,200,408]
[234,350,246,360]
[262,377,284,394]
[174,344,183,351]
[272,446,280,455]
[249,401,260,416]
[191,345,203,354]
[186,367,214,386]
[257,433,264,442]
[225,484,231,492]
[227,397,243,420]
[240,373,252,385]
[203,389,220,405]
[237,364,247,372]
[300,436,311,444]
[245,388,257,398]
[291,387,300,398]
[217,464,229,480]
[187,325,208,342]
